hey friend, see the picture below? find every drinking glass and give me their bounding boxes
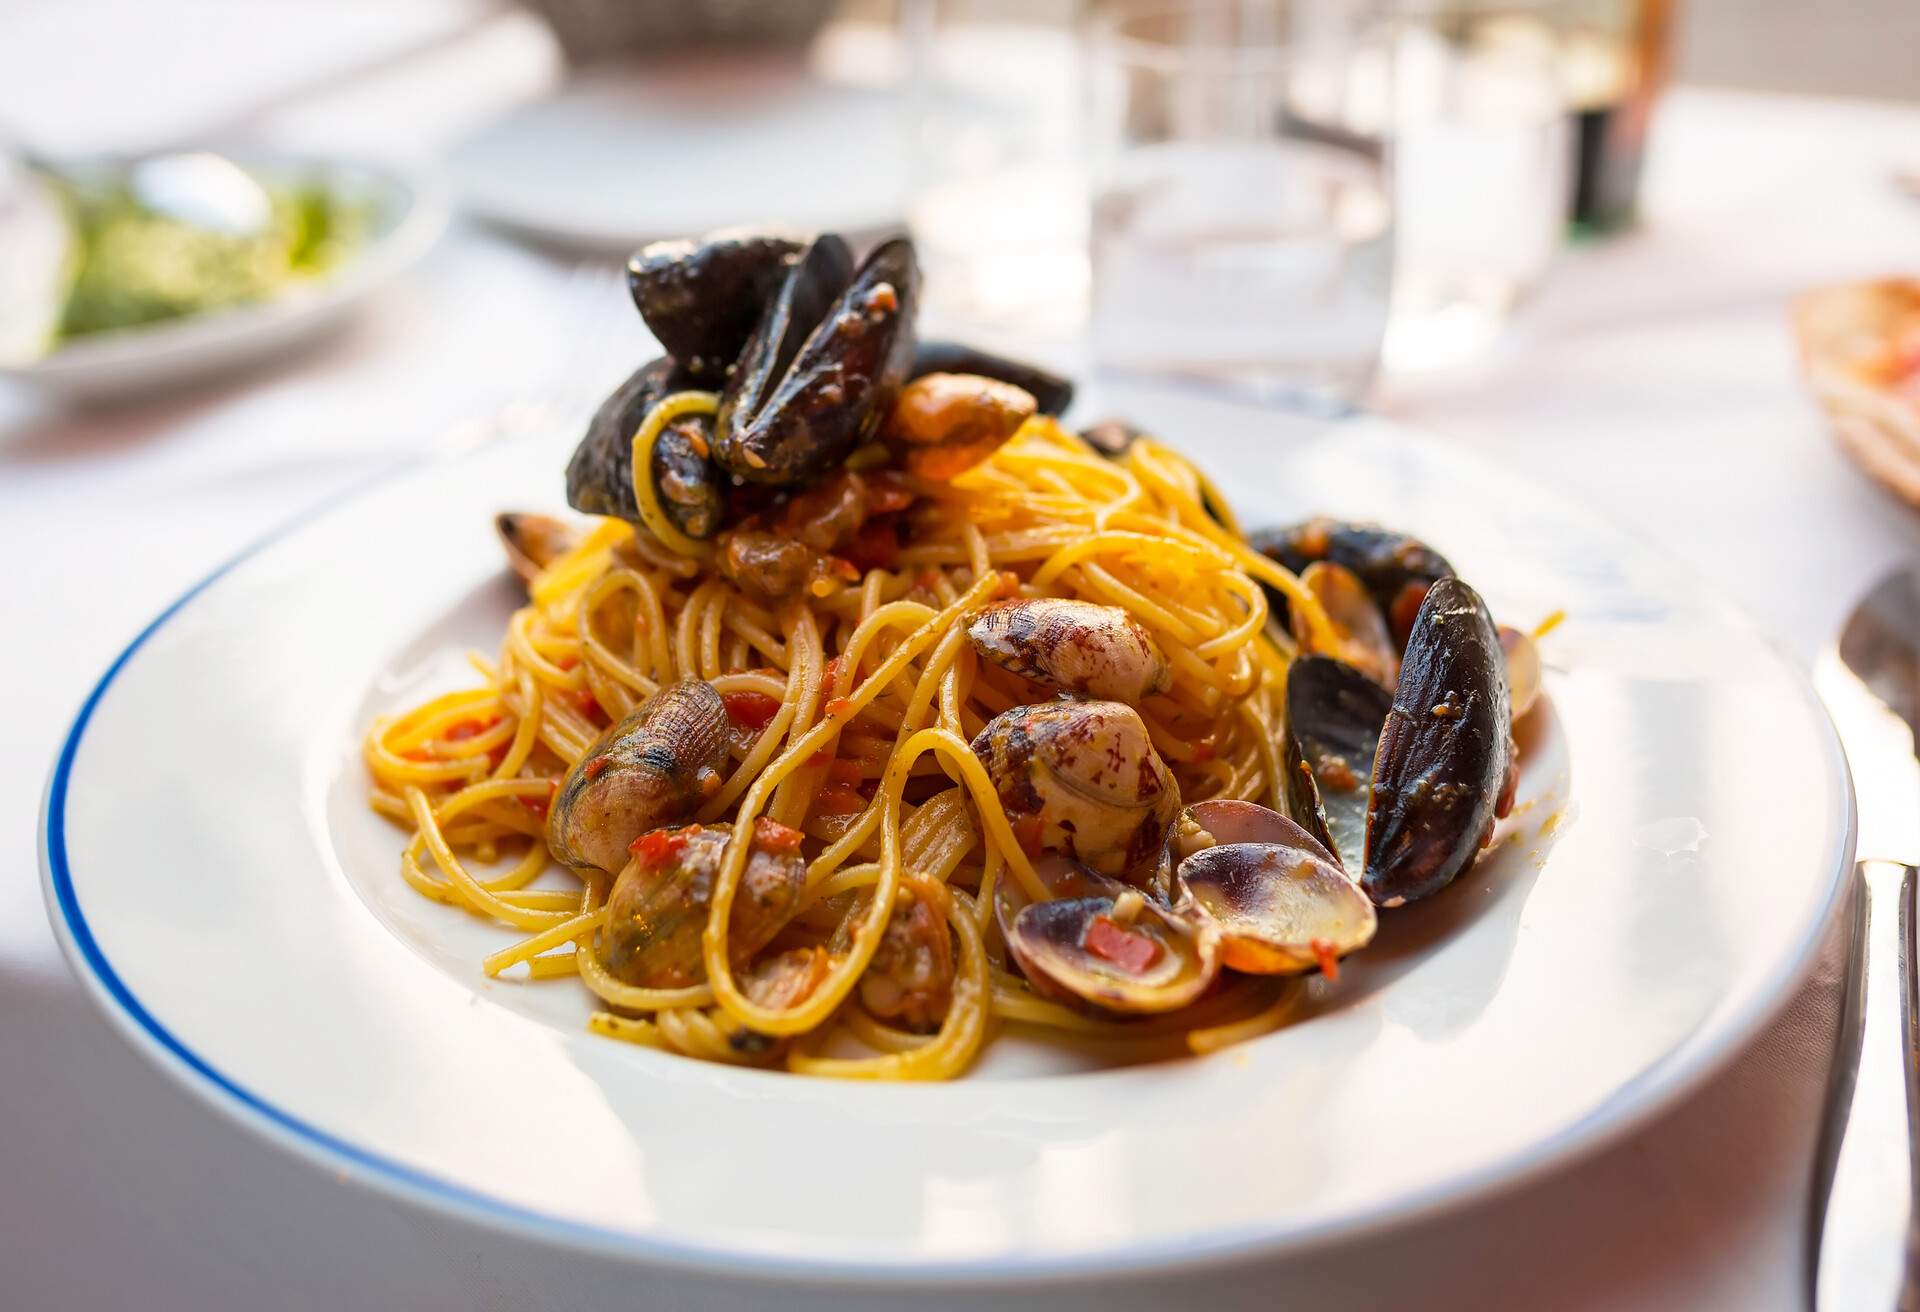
[1386,2,1572,371]
[1086,0,1395,410]
[901,0,1088,334]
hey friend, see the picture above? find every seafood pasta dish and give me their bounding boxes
[364,228,1545,1080]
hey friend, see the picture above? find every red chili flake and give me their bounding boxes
[753,816,806,854]
[821,656,843,686]
[841,517,900,572]
[722,690,782,730]
[1310,937,1341,982]
[825,696,854,718]
[1085,916,1162,974]
[812,784,867,816]
[444,718,496,742]
[582,755,611,780]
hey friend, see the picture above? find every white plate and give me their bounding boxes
[447,59,903,254]
[40,385,1852,1286]
[2,150,446,402]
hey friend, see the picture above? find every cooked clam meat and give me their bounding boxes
[881,371,1036,480]
[858,878,956,1032]
[602,824,804,988]
[547,679,731,873]
[1006,890,1218,1014]
[971,700,1181,880]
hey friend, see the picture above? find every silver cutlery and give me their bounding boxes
[1812,565,1920,1311]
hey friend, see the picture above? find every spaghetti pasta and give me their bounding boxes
[365,410,1344,1079]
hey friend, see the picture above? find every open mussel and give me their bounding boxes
[1171,800,1375,975]
[1283,579,1516,908]
[1253,518,1454,646]
[965,597,1169,703]
[911,340,1074,416]
[1291,560,1399,688]
[971,700,1181,880]
[547,679,730,873]
[566,355,696,522]
[650,410,725,539]
[715,235,919,485]
[881,371,1036,480]
[1285,655,1392,875]
[1365,577,1516,906]
[627,228,805,378]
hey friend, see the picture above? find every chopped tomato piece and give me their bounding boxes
[1085,916,1162,974]
[753,816,806,854]
[629,825,698,866]
[1192,739,1216,763]
[570,688,601,717]
[821,656,843,687]
[1310,937,1341,981]
[722,690,782,730]
[826,758,864,788]
[813,784,867,816]
[522,781,557,820]
[555,655,581,671]
[825,696,855,718]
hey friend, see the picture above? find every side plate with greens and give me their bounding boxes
[0,150,444,401]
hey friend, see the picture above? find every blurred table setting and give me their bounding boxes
[5,1,1920,1308]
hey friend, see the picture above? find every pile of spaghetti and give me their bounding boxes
[364,411,1339,1080]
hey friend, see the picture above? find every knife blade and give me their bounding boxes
[1811,566,1920,1312]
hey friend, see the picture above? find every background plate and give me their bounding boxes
[41,386,1852,1284]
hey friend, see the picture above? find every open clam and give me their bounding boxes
[494,512,579,587]
[1006,888,1219,1015]
[1172,801,1375,975]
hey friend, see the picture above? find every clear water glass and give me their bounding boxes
[1086,1,1395,410]
[1386,3,1572,372]
[901,0,1088,335]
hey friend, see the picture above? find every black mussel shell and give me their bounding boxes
[1081,418,1144,459]
[1251,519,1455,648]
[911,340,1074,416]
[716,233,921,484]
[1285,655,1392,876]
[627,230,805,378]
[1364,577,1515,907]
[566,356,695,521]
[651,412,723,538]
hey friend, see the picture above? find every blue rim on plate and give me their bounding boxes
[37,435,1858,1286]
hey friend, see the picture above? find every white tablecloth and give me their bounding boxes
[4,10,1919,1303]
